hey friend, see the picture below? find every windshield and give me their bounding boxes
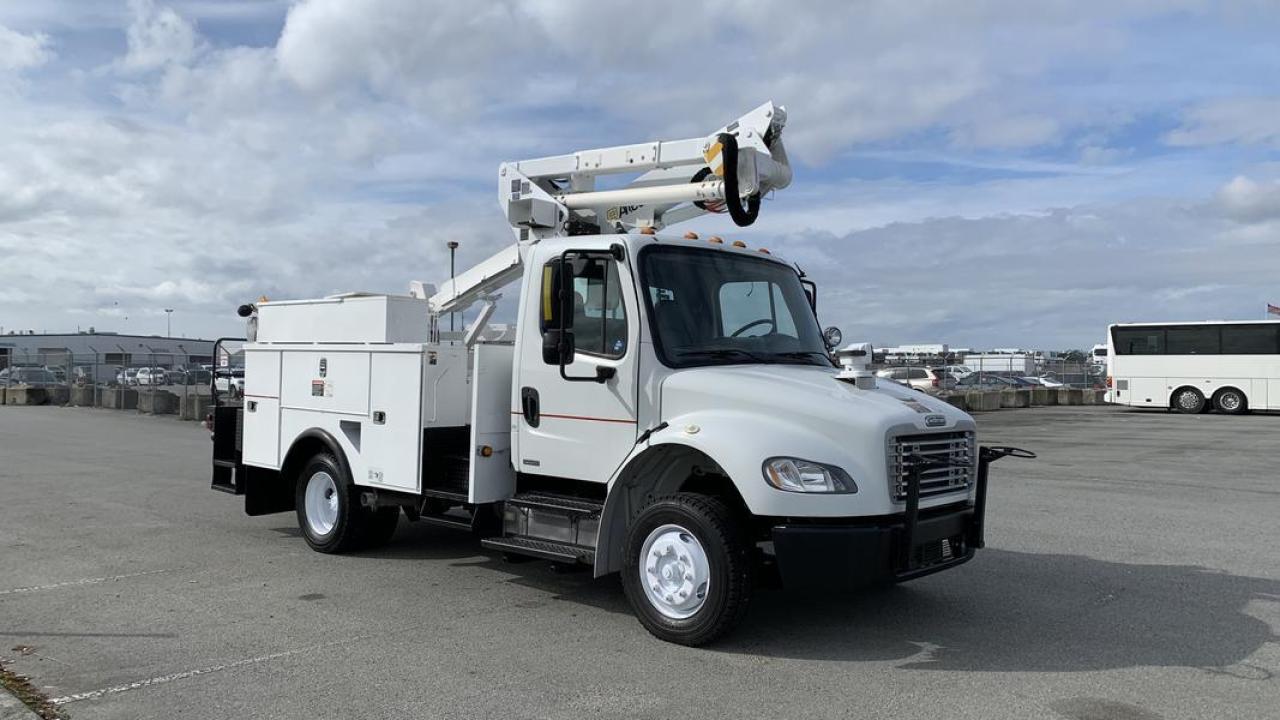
[640,246,831,368]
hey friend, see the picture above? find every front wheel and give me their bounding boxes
[621,493,752,646]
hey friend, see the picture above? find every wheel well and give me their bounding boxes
[595,444,747,577]
[281,431,351,490]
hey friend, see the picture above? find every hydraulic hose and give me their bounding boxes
[716,132,761,227]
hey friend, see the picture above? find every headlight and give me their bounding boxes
[762,457,857,494]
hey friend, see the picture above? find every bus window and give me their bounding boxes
[1166,326,1220,355]
[1112,327,1164,355]
[1221,325,1280,354]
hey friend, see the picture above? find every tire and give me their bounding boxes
[1172,387,1205,414]
[295,453,366,553]
[621,493,752,646]
[1214,387,1247,415]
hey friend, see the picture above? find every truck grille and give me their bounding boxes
[889,431,975,501]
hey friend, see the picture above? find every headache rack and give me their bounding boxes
[889,431,976,501]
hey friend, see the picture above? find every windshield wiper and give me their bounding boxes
[674,348,770,362]
[770,351,830,360]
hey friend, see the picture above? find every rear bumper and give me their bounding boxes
[771,504,978,591]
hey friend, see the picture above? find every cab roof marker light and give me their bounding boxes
[684,232,699,240]
[732,240,747,248]
[708,236,724,244]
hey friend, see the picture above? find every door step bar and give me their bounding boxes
[505,492,603,516]
[481,536,595,564]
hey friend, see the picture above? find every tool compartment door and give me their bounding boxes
[363,350,424,492]
[242,348,281,469]
[469,343,515,503]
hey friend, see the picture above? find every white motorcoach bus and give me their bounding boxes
[1107,321,1280,414]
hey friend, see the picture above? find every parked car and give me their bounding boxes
[955,374,1016,390]
[166,369,188,385]
[213,367,245,398]
[47,367,68,383]
[0,367,65,389]
[874,366,956,392]
[135,367,169,386]
[938,364,974,378]
[116,367,141,385]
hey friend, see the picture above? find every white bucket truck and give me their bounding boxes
[209,102,1030,645]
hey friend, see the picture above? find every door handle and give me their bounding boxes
[521,387,540,428]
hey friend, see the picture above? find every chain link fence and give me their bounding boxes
[0,348,216,418]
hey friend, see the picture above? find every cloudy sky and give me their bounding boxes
[1,0,1277,349]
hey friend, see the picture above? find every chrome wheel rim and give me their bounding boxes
[1177,391,1200,410]
[639,524,710,620]
[304,471,339,537]
[1219,392,1241,411]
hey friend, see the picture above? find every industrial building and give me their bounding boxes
[0,331,215,382]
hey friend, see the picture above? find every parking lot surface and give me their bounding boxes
[1,405,1277,719]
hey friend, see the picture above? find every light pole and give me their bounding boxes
[447,241,459,334]
[164,308,174,337]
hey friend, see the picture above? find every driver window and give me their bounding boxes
[718,281,798,338]
[540,258,628,359]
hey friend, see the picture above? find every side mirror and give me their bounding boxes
[823,326,843,349]
[542,329,575,366]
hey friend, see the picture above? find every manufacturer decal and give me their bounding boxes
[311,380,324,397]
[925,414,946,428]
[368,468,384,482]
[605,204,642,223]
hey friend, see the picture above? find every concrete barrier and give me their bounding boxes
[0,387,6,405]
[138,390,178,415]
[1001,389,1031,408]
[943,393,967,410]
[47,386,70,406]
[180,392,212,421]
[70,385,96,406]
[6,386,48,405]
[1029,387,1049,405]
[101,387,138,410]
[1057,388,1084,405]
[965,390,1002,411]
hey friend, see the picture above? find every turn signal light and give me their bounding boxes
[478,445,494,457]
[1106,376,1113,388]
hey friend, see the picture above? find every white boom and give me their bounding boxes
[427,101,792,325]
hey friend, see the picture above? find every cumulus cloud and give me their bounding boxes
[1216,176,1280,223]
[0,24,52,71]
[117,0,204,72]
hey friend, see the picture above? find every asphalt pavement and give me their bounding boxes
[1,405,1277,719]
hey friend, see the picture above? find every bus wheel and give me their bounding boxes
[1172,387,1205,414]
[1214,388,1247,415]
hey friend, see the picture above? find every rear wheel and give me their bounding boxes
[1214,387,1247,415]
[621,493,751,646]
[296,453,365,553]
[1172,387,1205,414]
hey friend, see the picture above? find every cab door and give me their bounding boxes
[516,250,639,483]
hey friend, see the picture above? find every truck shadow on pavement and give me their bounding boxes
[719,548,1280,675]
[294,523,1280,675]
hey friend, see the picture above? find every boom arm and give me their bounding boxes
[427,101,792,323]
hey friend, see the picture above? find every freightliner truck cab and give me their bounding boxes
[210,102,1030,645]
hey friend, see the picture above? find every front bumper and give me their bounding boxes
[770,445,1001,592]
[771,504,978,591]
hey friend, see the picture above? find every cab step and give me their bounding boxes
[481,536,595,564]
[505,492,603,516]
